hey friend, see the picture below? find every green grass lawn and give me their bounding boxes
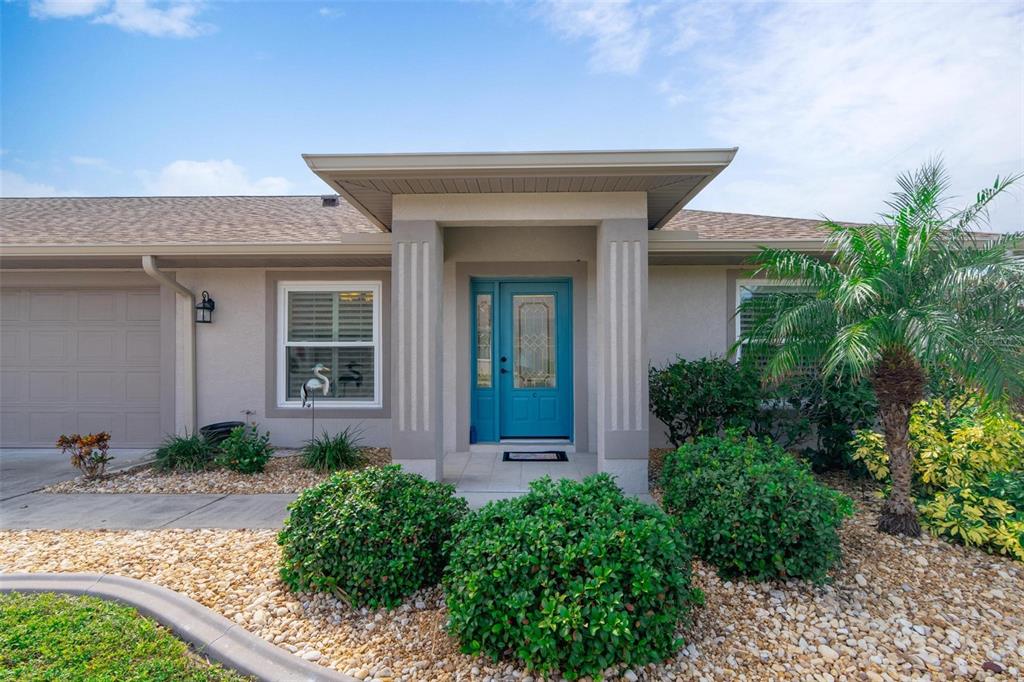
[0,592,249,682]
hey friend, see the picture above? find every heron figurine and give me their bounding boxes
[301,363,331,439]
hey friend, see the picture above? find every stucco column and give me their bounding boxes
[596,218,649,494]
[391,220,444,481]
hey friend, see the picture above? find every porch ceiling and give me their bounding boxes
[303,149,737,231]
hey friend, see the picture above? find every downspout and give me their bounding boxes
[142,256,197,433]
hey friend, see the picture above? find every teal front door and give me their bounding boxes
[471,279,573,441]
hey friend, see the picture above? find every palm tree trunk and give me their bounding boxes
[871,349,925,537]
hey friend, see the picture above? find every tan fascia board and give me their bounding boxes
[303,148,738,178]
[0,235,392,258]
[649,234,829,253]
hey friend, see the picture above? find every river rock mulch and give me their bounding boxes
[43,449,392,495]
[3,472,1021,681]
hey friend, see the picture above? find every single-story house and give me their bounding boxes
[0,149,835,493]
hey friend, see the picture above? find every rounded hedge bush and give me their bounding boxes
[278,465,468,608]
[660,432,854,582]
[443,474,702,680]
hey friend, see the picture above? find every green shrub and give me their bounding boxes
[279,465,468,608]
[301,427,364,472]
[216,425,274,474]
[649,356,761,446]
[985,471,1024,511]
[153,431,215,472]
[760,372,877,473]
[444,475,702,680]
[661,432,854,581]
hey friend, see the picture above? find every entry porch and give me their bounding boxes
[304,149,737,495]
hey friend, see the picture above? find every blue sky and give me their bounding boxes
[2,1,1022,229]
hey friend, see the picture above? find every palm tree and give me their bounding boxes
[738,160,1024,536]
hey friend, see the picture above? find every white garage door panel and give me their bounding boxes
[0,289,163,447]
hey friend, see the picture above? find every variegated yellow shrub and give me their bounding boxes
[850,396,1024,560]
[919,488,1024,561]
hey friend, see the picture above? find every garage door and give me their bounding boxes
[0,288,164,447]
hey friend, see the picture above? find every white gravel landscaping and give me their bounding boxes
[43,449,391,495]
[2,474,1020,682]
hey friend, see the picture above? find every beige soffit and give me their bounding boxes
[303,148,738,230]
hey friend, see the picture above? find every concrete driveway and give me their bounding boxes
[0,448,154,502]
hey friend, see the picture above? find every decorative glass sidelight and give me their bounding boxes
[512,294,556,388]
[475,293,493,388]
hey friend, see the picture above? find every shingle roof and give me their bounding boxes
[660,209,830,240]
[0,195,379,246]
[0,195,838,247]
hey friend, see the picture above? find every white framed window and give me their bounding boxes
[735,279,812,360]
[276,281,382,409]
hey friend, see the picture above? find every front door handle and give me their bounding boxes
[500,368,509,374]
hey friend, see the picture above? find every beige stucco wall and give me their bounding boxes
[647,265,737,446]
[174,262,741,451]
[648,265,732,365]
[172,267,391,447]
[394,192,647,225]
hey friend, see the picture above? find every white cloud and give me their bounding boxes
[29,0,108,19]
[536,1,1024,230]
[0,170,79,197]
[94,1,211,38]
[318,6,343,19]
[139,159,293,195]
[688,1,1023,229]
[537,0,651,74]
[70,155,117,172]
[29,0,212,38]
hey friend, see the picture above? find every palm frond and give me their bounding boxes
[949,172,1023,235]
[821,321,881,381]
[750,247,840,287]
[736,158,1024,403]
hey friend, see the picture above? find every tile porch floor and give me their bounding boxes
[444,451,653,508]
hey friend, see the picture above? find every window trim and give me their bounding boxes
[276,280,383,409]
[734,278,809,360]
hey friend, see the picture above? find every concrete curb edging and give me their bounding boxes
[0,572,356,682]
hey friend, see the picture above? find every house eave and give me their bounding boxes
[648,234,829,253]
[0,235,393,258]
[303,148,738,230]
[303,148,738,175]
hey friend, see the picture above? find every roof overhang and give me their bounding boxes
[0,234,393,269]
[303,149,737,230]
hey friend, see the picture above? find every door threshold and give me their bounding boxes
[499,438,572,444]
[470,441,575,454]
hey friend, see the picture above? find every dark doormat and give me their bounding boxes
[502,450,568,462]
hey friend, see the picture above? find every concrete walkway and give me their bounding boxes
[1,493,296,530]
[0,449,653,530]
[0,448,154,501]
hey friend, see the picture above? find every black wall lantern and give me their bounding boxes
[195,291,215,324]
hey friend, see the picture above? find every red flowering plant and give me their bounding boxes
[56,432,114,479]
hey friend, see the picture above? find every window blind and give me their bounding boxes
[287,291,374,343]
